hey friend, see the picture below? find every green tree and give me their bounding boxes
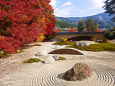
[110,27,115,31]
[55,21,74,28]
[104,0,115,22]
[77,20,85,32]
[85,18,98,32]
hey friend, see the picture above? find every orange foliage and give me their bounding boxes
[68,28,78,32]
[95,29,103,32]
[37,34,45,42]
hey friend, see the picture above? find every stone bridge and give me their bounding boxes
[54,32,104,41]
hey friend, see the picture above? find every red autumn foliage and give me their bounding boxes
[95,29,103,32]
[0,0,55,53]
[37,0,56,35]
[44,23,54,35]
[68,28,78,32]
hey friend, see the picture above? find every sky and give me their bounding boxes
[50,0,106,17]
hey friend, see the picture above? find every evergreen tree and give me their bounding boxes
[77,20,85,31]
[104,0,115,22]
[85,18,98,32]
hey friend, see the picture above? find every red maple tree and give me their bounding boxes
[0,0,55,53]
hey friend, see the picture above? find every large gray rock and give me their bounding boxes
[63,63,93,81]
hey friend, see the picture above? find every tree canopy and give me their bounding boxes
[0,0,55,53]
[104,0,115,22]
[77,20,85,32]
[55,21,74,28]
[85,18,99,32]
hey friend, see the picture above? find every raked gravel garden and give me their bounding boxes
[0,40,115,86]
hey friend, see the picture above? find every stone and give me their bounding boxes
[45,55,55,64]
[52,56,59,60]
[17,50,21,53]
[76,41,90,46]
[0,51,4,54]
[63,63,93,81]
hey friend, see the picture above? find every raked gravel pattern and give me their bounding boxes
[0,59,115,86]
[0,42,115,86]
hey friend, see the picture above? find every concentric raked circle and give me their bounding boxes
[0,60,115,86]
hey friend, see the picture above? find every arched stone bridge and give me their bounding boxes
[54,32,104,41]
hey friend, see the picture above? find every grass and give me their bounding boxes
[67,43,115,51]
[32,44,42,46]
[53,41,75,46]
[0,52,9,58]
[57,57,67,60]
[21,44,41,49]
[24,58,41,63]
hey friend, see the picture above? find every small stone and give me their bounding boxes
[45,55,55,64]
[17,50,21,53]
[52,56,59,60]
[0,51,4,54]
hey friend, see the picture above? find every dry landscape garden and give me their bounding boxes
[0,0,115,86]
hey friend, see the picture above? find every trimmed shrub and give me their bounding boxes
[61,37,68,42]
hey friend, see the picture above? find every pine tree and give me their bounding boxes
[77,20,85,32]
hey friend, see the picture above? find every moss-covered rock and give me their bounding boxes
[24,58,41,63]
[57,57,66,60]
[63,63,93,81]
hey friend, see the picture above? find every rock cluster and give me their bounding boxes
[76,41,90,46]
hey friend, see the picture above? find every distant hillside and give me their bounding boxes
[55,21,74,28]
[56,13,115,30]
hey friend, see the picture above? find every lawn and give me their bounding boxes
[67,43,115,51]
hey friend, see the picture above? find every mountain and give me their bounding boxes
[56,13,115,30]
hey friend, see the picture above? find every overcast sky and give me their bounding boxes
[50,0,106,17]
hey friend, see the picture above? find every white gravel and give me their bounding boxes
[0,41,115,86]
